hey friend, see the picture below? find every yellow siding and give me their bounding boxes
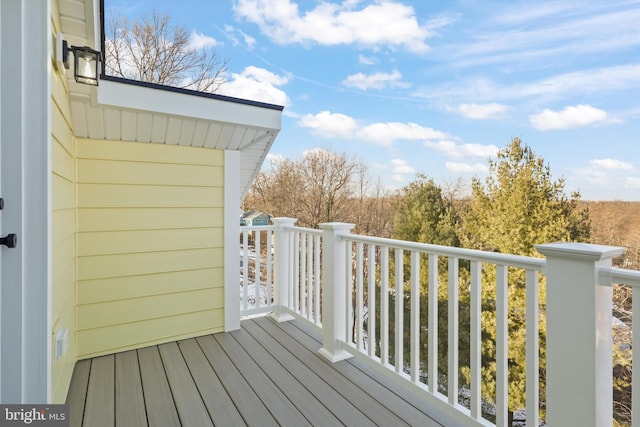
[77,183,223,208]
[76,139,225,359]
[76,309,224,357]
[77,268,223,304]
[50,0,77,403]
[77,228,223,256]
[77,287,223,330]
[77,248,223,280]
[77,207,223,232]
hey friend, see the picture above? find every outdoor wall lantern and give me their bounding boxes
[61,40,101,86]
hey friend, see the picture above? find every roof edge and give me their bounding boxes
[101,75,285,112]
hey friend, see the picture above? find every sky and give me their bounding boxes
[105,0,640,200]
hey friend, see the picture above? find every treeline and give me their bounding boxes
[244,147,395,237]
[582,200,640,268]
[245,139,591,251]
[245,141,637,263]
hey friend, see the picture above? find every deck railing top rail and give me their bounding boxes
[599,266,640,288]
[345,233,546,271]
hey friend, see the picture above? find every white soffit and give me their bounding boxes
[59,0,283,200]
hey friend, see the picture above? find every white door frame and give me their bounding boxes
[0,0,52,403]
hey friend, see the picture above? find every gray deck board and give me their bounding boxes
[66,359,90,427]
[67,316,444,427]
[137,346,181,427]
[283,318,444,426]
[158,341,214,427]
[252,318,411,427]
[176,338,245,427]
[115,350,146,427]
[226,327,344,427]
[243,319,378,427]
[213,332,313,427]
[83,355,114,427]
[196,335,279,427]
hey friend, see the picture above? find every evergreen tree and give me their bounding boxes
[460,138,590,418]
[462,137,590,255]
[390,175,460,394]
[387,140,591,421]
[393,174,459,247]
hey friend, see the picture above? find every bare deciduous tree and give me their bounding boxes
[245,148,393,235]
[105,11,228,92]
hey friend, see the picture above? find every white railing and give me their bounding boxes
[240,219,635,427]
[600,266,640,426]
[243,218,324,330]
[240,225,275,316]
[338,232,545,427]
[290,226,323,327]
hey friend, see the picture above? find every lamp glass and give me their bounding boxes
[73,47,100,86]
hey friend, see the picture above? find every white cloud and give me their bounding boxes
[239,30,257,50]
[233,0,433,52]
[425,140,499,158]
[298,111,450,147]
[390,158,416,182]
[266,153,285,164]
[390,158,415,175]
[358,54,378,65]
[626,177,640,188]
[494,3,575,25]
[223,24,258,50]
[445,162,488,173]
[414,65,640,103]
[451,103,509,120]
[218,66,290,105]
[573,157,637,193]
[189,32,219,50]
[522,66,640,99]
[582,168,607,185]
[342,69,409,91]
[441,4,640,70]
[357,122,449,147]
[589,158,634,170]
[529,104,609,130]
[298,111,358,138]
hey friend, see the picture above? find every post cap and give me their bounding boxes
[535,242,625,261]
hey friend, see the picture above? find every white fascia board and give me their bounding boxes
[97,79,282,131]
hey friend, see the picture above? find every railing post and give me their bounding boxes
[318,222,355,363]
[536,242,625,427]
[271,217,297,322]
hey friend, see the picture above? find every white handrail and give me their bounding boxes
[345,233,546,271]
[599,266,640,288]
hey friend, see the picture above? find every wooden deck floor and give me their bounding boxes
[66,316,444,427]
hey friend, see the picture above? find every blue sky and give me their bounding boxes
[105,0,640,200]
